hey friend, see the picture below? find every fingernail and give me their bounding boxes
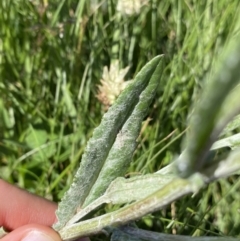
[22,231,55,241]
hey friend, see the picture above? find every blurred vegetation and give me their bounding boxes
[1,0,240,239]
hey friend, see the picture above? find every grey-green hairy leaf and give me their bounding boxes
[82,57,164,207]
[60,177,194,240]
[54,55,164,230]
[211,133,240,150]
[59,149,240,240]
[67,173,174,226]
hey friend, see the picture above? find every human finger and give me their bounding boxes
[0,180,90,241]
[0,224,61,241]
[0,179,57,231]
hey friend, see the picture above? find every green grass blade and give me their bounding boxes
[50,0,66,27]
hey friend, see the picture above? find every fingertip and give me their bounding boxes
[0,179,57,230]
[1,224,61,241]
[21,230,59,241]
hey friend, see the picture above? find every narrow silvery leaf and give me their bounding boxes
[67,173,174,225]
[211,133,240,150]
[54,55,164,230]
[59,177,194,240]
[59,150,240,240]
[177,34,240,177]
[204,149,240,180]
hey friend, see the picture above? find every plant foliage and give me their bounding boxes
[1,0,240,241]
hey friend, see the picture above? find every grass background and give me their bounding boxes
[1,0,240,239]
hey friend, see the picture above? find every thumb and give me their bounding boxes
[1,224,61,241]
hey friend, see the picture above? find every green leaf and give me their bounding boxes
[177,33,240,177]
[23,125,55,162]
[25,126,48,149]
[59,149,240,240]
[54,55,164,230]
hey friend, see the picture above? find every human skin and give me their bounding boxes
[0,179,89,241]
